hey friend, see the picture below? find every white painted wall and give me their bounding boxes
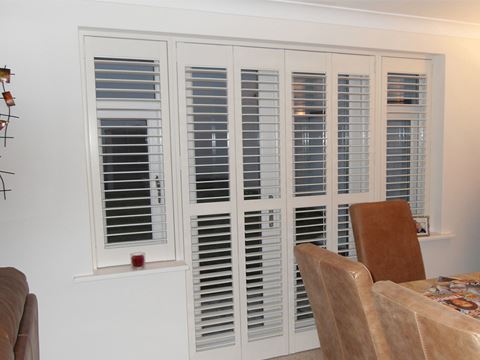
[2,0,480,359]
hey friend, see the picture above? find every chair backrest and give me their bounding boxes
[349,200,426,283]
[373,280,480,360]
[294,244,390,360]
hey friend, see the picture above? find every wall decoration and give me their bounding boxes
[0,66,16,199]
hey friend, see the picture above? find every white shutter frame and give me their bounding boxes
[84,36,175,268]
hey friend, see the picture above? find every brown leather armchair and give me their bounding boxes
[349,200,426,283]
[294,244,391,360]
[0,268,39,360]
[373,280,480,359]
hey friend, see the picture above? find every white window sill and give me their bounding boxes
[418,231,454,243]
[73,260,188,283]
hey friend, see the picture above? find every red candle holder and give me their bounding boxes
[130,252,145,269]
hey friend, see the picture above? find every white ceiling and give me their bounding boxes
[271,0,480,24]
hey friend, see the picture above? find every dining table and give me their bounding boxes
[401,272,480,293]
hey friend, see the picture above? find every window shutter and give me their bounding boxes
[177,43,242,360]
[337,74,370,195]
[85,37,175,267]
[186,67,230,203]
[244,209,283,341]
[385,70,427,215]
[285,50,330,351]
[292,72,327,197]
[241,69,281,200]
[293,206,327,331]
[331,54,375,269]
[191,214,236,351]
[234,46,289,360]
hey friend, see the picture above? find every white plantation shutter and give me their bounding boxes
[383,58,429,216]
[177,43,242,360]
[285,50,329,352]
[191,214,236,351]
[241,69,281,200]
[84,37,175,267]
[292,72,327,197]
[186,67,230,203]
[174,44,431,360]
[293,206,327,332]
[234,47,289,360]
[244,209,283,341]
[332,54,374,267]
[337,74,370,195]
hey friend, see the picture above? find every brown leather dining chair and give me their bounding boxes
[373,280,480,360]
[294,243,391,360]
[349,200,426,283]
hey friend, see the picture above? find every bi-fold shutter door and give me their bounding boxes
[382,58,430,216]
[180,43,376,359]
[84,37,175,267]
[179,43,288,360]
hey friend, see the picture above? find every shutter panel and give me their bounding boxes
[186,67,230,203]
[191,214,236,351]
[331,54,374,272]
[244,209,283,341]
[178,43,241,360]
[241,69,281,200]
[234,47,289,359]
[385,71,427,215]
[293,206,327,331]
[95,58,167,244]
[285,51,329,352]
[337,74,370,195]
[85,37,175,267]
[292,72,327,197]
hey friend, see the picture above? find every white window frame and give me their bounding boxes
[82,35,176,268]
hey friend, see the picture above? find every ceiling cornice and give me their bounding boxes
[95,0,480,39]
